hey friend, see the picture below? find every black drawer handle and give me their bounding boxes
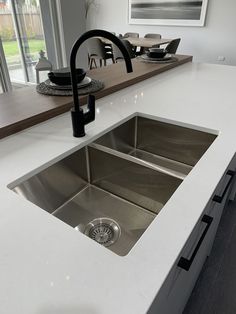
[177,214,213,271]
[213,170,235,203]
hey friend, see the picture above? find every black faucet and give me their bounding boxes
[70,29,133,137]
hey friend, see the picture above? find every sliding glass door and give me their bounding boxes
[0,0,46,85]
[0,36,12,92]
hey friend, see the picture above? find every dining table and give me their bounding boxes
[101,37,173,48]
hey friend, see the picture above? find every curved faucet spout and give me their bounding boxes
[70,29,133,137]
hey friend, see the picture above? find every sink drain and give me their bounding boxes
[84,218,121,247]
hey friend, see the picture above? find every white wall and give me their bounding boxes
[86,0,236,65]
[40,0,87,69]
[40,0,58,68]
[57,0,87,68]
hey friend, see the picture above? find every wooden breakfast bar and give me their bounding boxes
[0,55,192,139]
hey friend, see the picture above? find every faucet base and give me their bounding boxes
[71,109,85,137]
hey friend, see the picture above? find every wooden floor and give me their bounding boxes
[184,200,236,314]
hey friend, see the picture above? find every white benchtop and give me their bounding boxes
[1,62,236,314]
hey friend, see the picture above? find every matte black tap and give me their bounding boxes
[70,29,133,137]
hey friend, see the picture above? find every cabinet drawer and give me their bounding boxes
[208,167,236,253]
[212,170,235,205]
[226,154,236,201]
[148,205,214,314]
[148,160,236,314]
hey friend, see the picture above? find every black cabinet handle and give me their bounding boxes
[213,170,235,203]
[177,215,213,271]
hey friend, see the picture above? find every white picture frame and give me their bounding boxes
[129,0,209,27]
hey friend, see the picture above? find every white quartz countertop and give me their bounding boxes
[1,62,236,314]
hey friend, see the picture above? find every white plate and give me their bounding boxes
[44,76,92,90]
[140,54,173,62]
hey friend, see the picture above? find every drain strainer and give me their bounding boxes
[84,218,121,247]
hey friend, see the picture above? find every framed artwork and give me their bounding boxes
[129,0,209,27]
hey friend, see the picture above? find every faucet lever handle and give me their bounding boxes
[84,94,95,125]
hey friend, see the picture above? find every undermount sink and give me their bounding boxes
[9,115,217,256]
[94,116,217,179]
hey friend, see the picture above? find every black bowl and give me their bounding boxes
[48,67,86,86]
[147,48,167,59]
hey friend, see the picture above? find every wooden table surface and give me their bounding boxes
[124,37,172,48]
[0,55,192,139]
[101,37,172,48]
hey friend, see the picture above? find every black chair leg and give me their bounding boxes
[88,54,90,67]
[89,58,97,69]
[89,58,93,69]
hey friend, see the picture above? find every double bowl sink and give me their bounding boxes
[10,116,217,256]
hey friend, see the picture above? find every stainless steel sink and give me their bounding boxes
[95,116,217,179]
[10,116,217,256]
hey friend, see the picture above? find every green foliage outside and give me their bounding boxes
[3,39,45,56]
[2,39,46,64]
[0,27,37,41]
[0,27,15,41]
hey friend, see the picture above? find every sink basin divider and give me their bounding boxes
[85,146,91,184]
[89,142,185,180]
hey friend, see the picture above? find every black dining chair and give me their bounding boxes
[123,32,139,53]
[112,39,136,62]
[144,33,161,39]
[104,32,116,54]
[87,38,114,69]
[123,32,139,38]
[165,38,181,54]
